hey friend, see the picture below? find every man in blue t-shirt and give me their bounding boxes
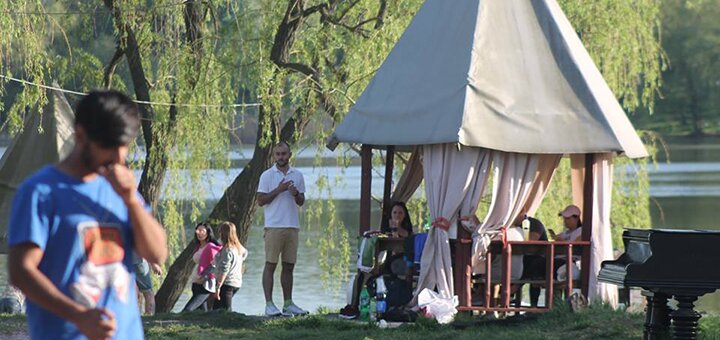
[7,90,167,340]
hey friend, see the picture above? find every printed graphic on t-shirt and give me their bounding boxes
[71,221,130,308]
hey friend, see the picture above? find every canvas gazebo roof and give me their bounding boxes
[0,88,75,253]
[328,0,647,158]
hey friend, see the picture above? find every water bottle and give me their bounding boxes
[376,292,387,320]
[369,296,377,321]
[359,287,370,321]
[375,276,387,320]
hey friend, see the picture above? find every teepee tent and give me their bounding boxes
[0,88,75,253]
[328,0,648,311]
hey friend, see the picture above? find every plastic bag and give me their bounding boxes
[417,288,458,324]
[557,261,580,282]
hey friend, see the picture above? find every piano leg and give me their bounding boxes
[670,295,701,340]
[643,291,670,340]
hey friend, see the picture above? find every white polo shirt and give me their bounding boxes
[257,165,305,228]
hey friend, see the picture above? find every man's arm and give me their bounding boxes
[288,176,305,206]
[257,179,291,206]
[293,192,305,206]
[257,191,279,207]
[127,199,167,264]
[100,164,167,264]
[9,243,116,339]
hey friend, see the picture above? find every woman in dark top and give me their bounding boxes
[382,201,413,238]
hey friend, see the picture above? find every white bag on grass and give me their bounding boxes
[417,288,458,324]
[557,261,580,282]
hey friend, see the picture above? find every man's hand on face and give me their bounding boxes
[73,308,116,340]
[276,179,293,193]
[98,163,138,205]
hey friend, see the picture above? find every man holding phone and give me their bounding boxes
[257,141,308,317]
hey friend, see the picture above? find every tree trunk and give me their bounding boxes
[154,239,198,313]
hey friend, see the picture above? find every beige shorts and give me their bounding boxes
[264,228,299,264]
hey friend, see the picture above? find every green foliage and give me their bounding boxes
[559,0,665,113]
[0,0,243,267]
[633,0,720,136]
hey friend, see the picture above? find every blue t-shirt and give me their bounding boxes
[8,166,144,340]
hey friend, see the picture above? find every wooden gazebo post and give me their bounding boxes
[360,144,373,236]
[380,146,395,230]
[580,153,595,298]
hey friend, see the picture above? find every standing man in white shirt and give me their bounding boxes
[257,141,309,316]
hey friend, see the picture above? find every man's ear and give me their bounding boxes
[74,124,87,144]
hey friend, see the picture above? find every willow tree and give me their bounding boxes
[154,0,427,311]
[0,0,242,301]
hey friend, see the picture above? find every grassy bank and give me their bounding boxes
[3,304,720,340]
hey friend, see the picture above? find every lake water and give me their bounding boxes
[2,140,720,315]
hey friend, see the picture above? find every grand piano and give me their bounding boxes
[599,228,720,340]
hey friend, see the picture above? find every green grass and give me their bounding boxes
[3,305,720,340]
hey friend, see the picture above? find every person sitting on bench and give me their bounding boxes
[518,214,549,307]
[549,205,583,282]
[339,201,414,319]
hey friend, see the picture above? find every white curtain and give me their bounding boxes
[472,152,562,271]
[589,153,618,307]
[415,144,493,300]
[391,146,424,203]
[570,153,618,307]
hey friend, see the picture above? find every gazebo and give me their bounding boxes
[327,0,647,312]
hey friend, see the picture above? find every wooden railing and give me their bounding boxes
[454,237,590,313]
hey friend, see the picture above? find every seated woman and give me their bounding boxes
[550,205,583,282]
[382,201,413,238]
[339,201,414,319]
[551,204,583,242]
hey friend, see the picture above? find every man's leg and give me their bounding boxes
[279,228,307,315]
[280,262,294,302]
[263,262,278,302]
[264,228,284,310]
[278,228,298,306]
[135,284,144,314]
[142,291,155,315]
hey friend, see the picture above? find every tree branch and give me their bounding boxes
[318,0,384,37]
[103,42,125,89]
[103,0,155,149]
[375,0,388,29]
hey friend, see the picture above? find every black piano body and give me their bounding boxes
[599,228,720,340]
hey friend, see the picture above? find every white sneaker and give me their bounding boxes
[282,303,309,316]
[265,302,282,317]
